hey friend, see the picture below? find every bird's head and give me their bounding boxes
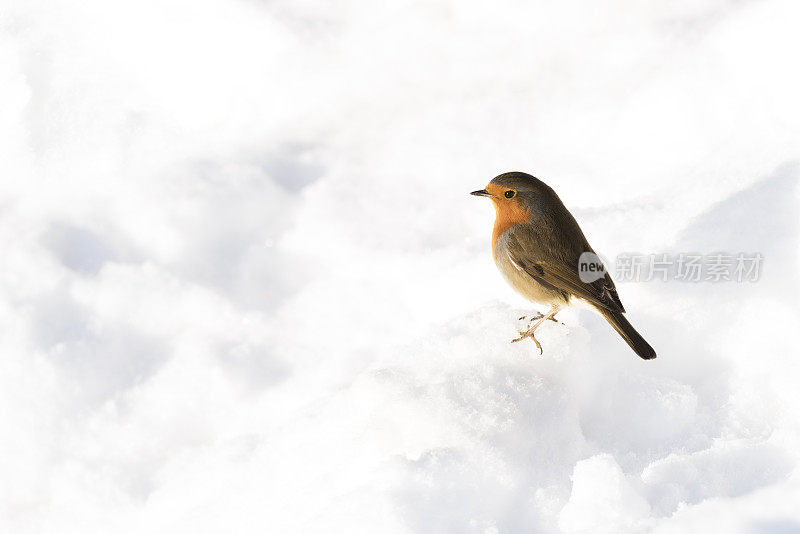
[471,171,551,214]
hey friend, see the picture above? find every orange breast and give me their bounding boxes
[490,199,531,259]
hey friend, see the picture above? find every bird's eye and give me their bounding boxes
[504,190,516,198]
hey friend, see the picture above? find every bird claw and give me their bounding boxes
[511,306,560,355]
[511,329,543,354]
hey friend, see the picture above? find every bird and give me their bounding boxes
[471,171,656,360]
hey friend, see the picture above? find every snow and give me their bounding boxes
[559,454,651,532]
[1,0,799,532]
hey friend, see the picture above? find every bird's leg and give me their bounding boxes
[511,305,561,354]
[519,311,559,325]
[536,313,559,324]
[520,311,544,323]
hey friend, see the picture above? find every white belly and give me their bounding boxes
[493,232,569,306]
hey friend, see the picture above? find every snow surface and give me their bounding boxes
[1,0,800,532]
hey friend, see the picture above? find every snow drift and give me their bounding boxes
[1,0,799,532]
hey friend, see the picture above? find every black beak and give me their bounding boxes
[470,189,492,197]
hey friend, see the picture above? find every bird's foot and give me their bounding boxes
[511,327,543,354]
[511,306,561,355]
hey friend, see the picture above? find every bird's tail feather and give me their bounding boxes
[600,309,657,360]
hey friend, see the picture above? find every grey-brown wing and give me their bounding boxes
[505,222,625,313]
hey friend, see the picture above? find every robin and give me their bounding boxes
[471,171,656,360]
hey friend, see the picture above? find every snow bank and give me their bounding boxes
[1,0,799,532]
